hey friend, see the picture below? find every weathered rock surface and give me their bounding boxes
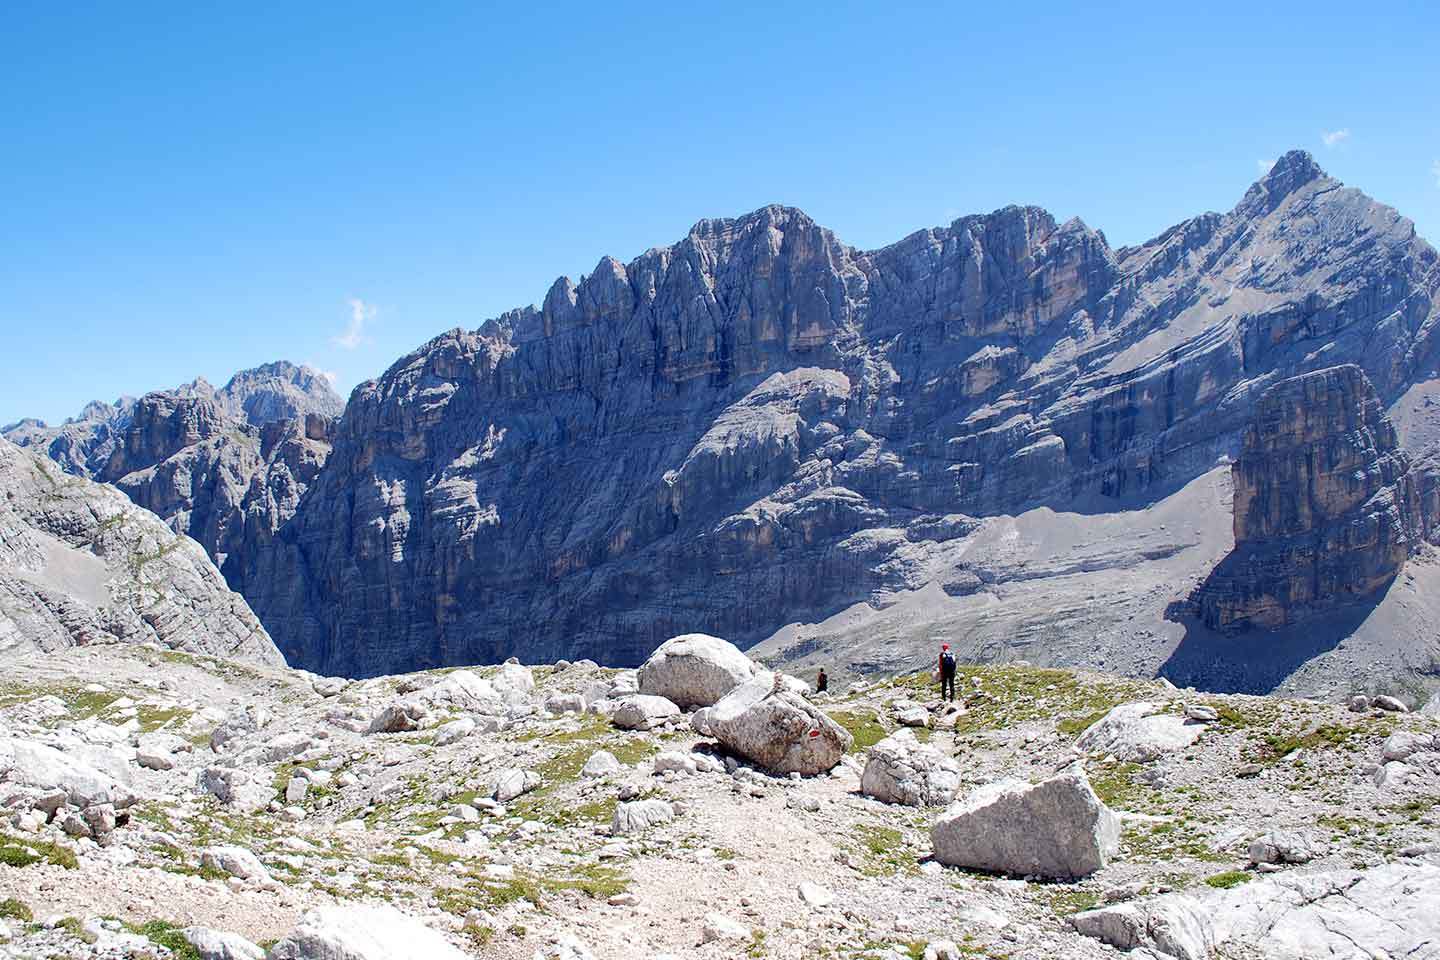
[267,904,470,960]
[706,675,851,774]
[860,729,962,806]
[636,633,759,709]
[209,152,1440,684]
[930,766,1120,878]
[1073,702,1205,762]
[0,737,138,809]
[610,695,681,731]
[0,437,281,664]
[1073,864,1440,960]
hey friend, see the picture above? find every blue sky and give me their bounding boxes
[2,1,1437,426]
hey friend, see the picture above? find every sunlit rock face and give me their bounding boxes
[212,152,1439,677]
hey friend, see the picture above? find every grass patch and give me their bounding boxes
[0,834,79,869]
[0,898,32,922]
[851,824,916,877]
[1057,707,1112,736]
[1261,724,1358,762]
[130,920,203,960]
[1047,887,1100,916]
[827,710,887,752]
[1204,870,1251,889]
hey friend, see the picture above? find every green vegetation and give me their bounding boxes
[0,834,79,869]
[850,824,917,877]
[1263,723,1357,760]
[1047,887,1100,916]
[57,916,98,944]
[130,920,203,960]
[826,709,888,752]
[435,864,629,915]
[0,898,32,922]
[1205,870,1252,889]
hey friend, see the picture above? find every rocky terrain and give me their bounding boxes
[1,634,1437,959]
[207,151,1440,690]
[0,438,281,666]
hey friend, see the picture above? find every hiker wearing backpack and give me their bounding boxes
[938,643,957,702]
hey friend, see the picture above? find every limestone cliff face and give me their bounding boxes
[0,437,282,664]
[3,363,343,569]
[1192,365,1425,629]
[224,152,1440,676]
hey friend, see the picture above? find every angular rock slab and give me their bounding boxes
[1074,702,1204,762]
[266,904,470,960]
[930,766,1119,879]
[636,633,759,710]
[706,675,852,775]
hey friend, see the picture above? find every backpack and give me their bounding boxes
[940,652,956,675]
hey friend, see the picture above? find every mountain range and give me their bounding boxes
[6,151,1440,699]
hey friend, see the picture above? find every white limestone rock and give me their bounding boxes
[860,730,962,807]
[267,904,470,960]
[637,633,760,709]
[930,766,1119,879]
[611,695,681,731]
[1074,702,1205,762]
[705,675,851,775]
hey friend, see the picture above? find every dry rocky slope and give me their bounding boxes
[211,151,1440,688]
[0,438,281,666]
[0,635,1437,959]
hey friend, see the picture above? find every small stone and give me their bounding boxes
[798,881,834,907]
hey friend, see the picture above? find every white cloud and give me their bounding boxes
[1257,158,1275,174]
[1321,128,1351,148]
[332,298,375,350]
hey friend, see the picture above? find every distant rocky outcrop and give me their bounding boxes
[1186,364,1426,630]
[3,363,343,570]
[3,361,343,480]
[224,151,1440,678]
[0,437,282,664]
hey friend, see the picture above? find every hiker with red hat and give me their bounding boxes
[938,642,957,702]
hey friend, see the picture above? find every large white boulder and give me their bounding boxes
[860,730,962,806]
[930,765,1119,879]
[266,904,470,960]
[705,675,852,775]
[611,695,681,731]
[1074,702,1205,762]
[182,926,265,960]
[637,633,759,709]
[0,737,137,809]
[492,768,540,803]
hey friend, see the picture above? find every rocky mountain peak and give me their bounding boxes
[1236,148,1330,218]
